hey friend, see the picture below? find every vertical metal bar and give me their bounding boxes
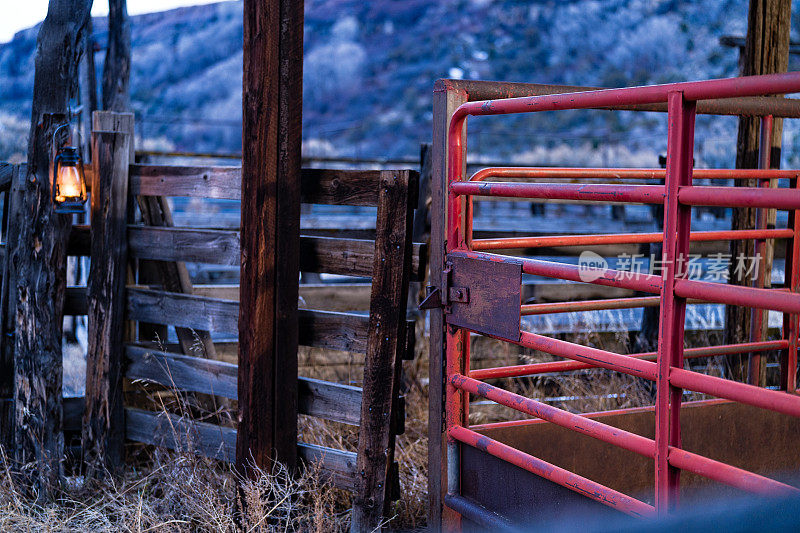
[782,172,800,393]
[749,115,773,385]
[655,91,695,513]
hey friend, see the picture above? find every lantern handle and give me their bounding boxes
[52,122,73,154]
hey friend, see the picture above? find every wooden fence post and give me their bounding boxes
[82,111,131,478]
[725,0,790,383]
[0,164,21,452]
[351,170,415,531]
[238,0,303,474]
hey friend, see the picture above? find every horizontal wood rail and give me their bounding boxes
[125,345,362,425]
[128,165,420,208]
[127,288,371,352]
[64,401,360,490]
[125,408,359,491]
[69,225,427,280]
[63,286,416,360]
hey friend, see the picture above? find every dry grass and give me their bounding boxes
[0,443,347,532]
[5,308,732,531]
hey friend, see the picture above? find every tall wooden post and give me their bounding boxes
[10,0,91,498]
[102,0,131,112]
[237,0,303,474]
[82,111,132,479]
[725,0,790,383]
[0,165,22,452]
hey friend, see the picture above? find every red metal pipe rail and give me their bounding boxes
[442,73,800,523]
[451,181,800,209]
[449,426,656,517]
[451,375,799,497]
[474,228,793,251]
[469,340,789,380]
[469,167,800,182]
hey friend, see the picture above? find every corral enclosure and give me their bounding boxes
[3,0,800,532]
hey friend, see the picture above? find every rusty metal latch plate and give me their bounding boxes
[445,254,522,342]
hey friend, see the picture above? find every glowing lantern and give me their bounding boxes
[52,125,87,214]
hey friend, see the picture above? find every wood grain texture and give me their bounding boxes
[126,287,371,353]
[351,170,415,530]
[127,288,239,334]
[129,164,422,209]
[123,407,358,490]
[124,345,362,425]
[13,1,92,494]
[130,164,242,200]
[237,0,303,475]
[101,0,130,112]
[88,227,427,280]
[83,121,131,478]
[128,226,240,266]
[726,0,791,382]
[0,165,21,451]
[298,308,369,353]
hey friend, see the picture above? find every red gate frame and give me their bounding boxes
[431,73,800,529]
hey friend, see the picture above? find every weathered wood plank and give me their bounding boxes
[130,165,242,200]
[124,344,362,425]
[127,288,239,334]
[125,344,238,400]
[352,170,415,529]
[127,228,426,280]
[125,407,236,462]
[297,442,358,492]
[299,309,369,353]
[298,376,361,426]
[123,407,357,490]
[83,117,132,477]
[0,163,12,192]
[129,164,421,209]
[301,169,418,207]
[127,288,370,353]
[128,226,240,266]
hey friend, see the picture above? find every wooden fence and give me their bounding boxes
[15,111,427,527]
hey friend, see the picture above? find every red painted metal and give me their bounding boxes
[441,73,800,527]
[473,228,793,251]
[452,180,800,210]
[654,92,694,511]
[469,340,788,380]
[469,167,800,182]
[522,296,665,315]
[448,425,656,517]
[451,374,655,457]
[451,376,800,498]
[783,173,800,393]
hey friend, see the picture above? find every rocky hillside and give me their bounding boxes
[2,0,800,165]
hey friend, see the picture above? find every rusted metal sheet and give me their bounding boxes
[475,401,800,506]
[444,253,521,342]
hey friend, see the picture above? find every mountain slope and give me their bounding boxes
[2,0,800,165]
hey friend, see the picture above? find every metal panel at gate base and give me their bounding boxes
[445,254,522,342]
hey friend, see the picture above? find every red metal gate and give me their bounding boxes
[427,73,800,529]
